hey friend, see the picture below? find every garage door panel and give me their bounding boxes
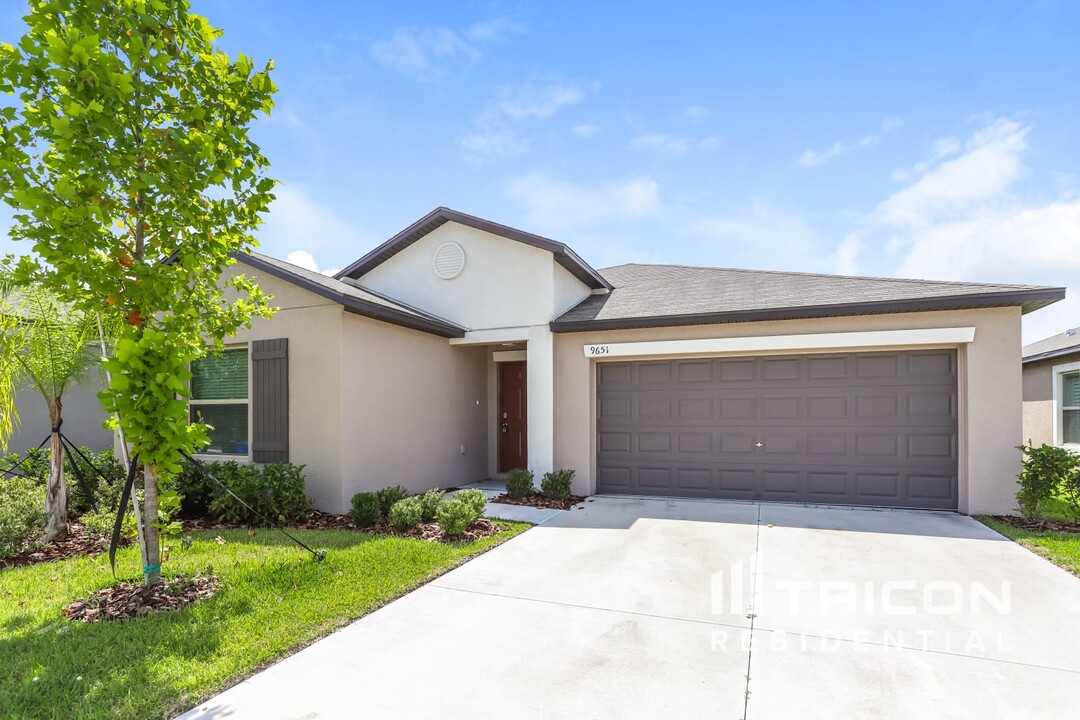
[596,350,958,509]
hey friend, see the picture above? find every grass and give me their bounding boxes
[980,516,1080,577]
[0,523,528,720]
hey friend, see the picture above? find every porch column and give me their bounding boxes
[526,324,555,477]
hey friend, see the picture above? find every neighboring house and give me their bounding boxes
[1022,327,1080,451]
[202,207,1064,516]
[6,379,112,455]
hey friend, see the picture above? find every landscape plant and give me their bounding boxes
[0,474,46,558]
[436,498,476,537]
[0,0,277,585]
[540,469,575,500]
[376,485,409,518]
[349,491,380,528]
[388,497,423,532]
[1016,444,1080,521]
[506,468,534,499]
[455,488,487,518]
[417,488,444,522]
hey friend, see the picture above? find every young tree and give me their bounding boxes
[0,0,277,585]
[0,281,102,540]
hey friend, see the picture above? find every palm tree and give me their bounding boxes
[0,279,102,541]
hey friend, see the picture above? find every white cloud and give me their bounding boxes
[571,123,600,138]
[464,18,526,43]
[866,118,1078,343]
[258,184,371,270]
[683,106,709,122]
[457,128,530,162]
[504,172,661,230]
[832,233,864,275]
[496,81,584,120]
[370,18,523,81]
[797,117,904,168]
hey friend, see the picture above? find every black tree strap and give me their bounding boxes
[0,435,50,478]
[182,453,326,562]
[108,458,138,576]
[59,441,99,514]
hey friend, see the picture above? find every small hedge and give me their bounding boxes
[1017,444,1080,520]
[455,488,487,518]
[436,499,476,537]
[203,461,312,526]
[418,489,444,522]
[0,475,46,558]
[388,497,424,531]
[506,468,534,499]
[350,492,380,527]
[541,469,575,500]
[376,486,409,518]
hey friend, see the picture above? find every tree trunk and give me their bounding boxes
[142,464,161,587]
[43,397,67,542]
[43,429,67,541]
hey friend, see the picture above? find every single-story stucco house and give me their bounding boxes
[197,207,1064,516]
[1022,327,1080,451]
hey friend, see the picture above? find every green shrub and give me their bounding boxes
[506,468,534,499]
[0,475,46,558]
[455,488,487,518]
[376,485,409,518]
[388,497,423,532]
[67,448,127,515]
[350,492,381,527]
[0,447,48,485]
[174,458,214,518]
[80,506,137,542]
[1017,444,1080,520]
[206,461,312,526]
[436,498,476,537]
[540,469,575,500]
[418,489,445,522]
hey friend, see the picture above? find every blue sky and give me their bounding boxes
[2,1,1078,342]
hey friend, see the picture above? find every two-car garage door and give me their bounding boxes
[595,350,958,510]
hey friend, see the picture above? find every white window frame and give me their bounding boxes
[190,343,253,462]
[1052,360,1080,450]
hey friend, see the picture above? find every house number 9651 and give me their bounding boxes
[588,345,611,356]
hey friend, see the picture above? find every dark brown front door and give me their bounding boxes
[498,361,528,472]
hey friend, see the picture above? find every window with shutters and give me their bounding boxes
[1058,364,1080,447]
[190,347,250,456]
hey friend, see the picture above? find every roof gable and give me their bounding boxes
[1023,327,1080,363]
[334,207,611,291]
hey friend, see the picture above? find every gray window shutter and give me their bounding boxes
[251,338,289,463]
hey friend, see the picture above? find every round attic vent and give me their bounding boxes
[432,241,466,279]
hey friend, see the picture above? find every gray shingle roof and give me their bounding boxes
[234,252,466,338]
[552,263,1065,332]
[1023,327,1080,363]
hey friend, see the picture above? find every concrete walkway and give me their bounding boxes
[180,497,1080,720]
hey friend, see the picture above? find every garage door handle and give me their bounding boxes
[755,442,764,448]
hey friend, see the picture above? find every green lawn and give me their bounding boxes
[980,517,1080,577]
[0,523,528,720]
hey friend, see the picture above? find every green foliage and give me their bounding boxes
[1017,444,1080,520]
[540,469,576,500]
[205,461,311,526]
[376,485,409,518]
[455,488,487,518]
[173,457,214,518]
[0,474,46,558]
[388,497,423,532]
[418,488,444,522]
[506,468,535,499]
[66,447,127,515]
[436,499,478,537]
[80,505,137,542]
[349,492,380,528]
[0,447,48,485]
[0,0,278,580]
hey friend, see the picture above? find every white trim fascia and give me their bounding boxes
[449,327,531,346]
[1051,359,1080,449]
[582,327,977,359]
[493,350,527,363]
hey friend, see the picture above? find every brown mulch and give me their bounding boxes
[0,523,125,570]
[62,574,222,623]
[491,492,587,510]
[989,515,1080,534]
[183,511,504,543]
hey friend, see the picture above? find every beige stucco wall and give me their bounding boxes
[221,263,346,511]
[553,307,1024,516]
[1023,349,1080,448]
[339,312,488,511]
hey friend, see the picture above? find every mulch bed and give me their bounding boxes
[184,511,504,543]
[491,492,586,510]
[0,523,124,570]
[62,574,222,623]
[989,515,1080,534]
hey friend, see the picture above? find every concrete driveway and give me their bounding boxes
[181,498,1080,720]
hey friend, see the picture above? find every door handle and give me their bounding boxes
[501,423,509,433]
